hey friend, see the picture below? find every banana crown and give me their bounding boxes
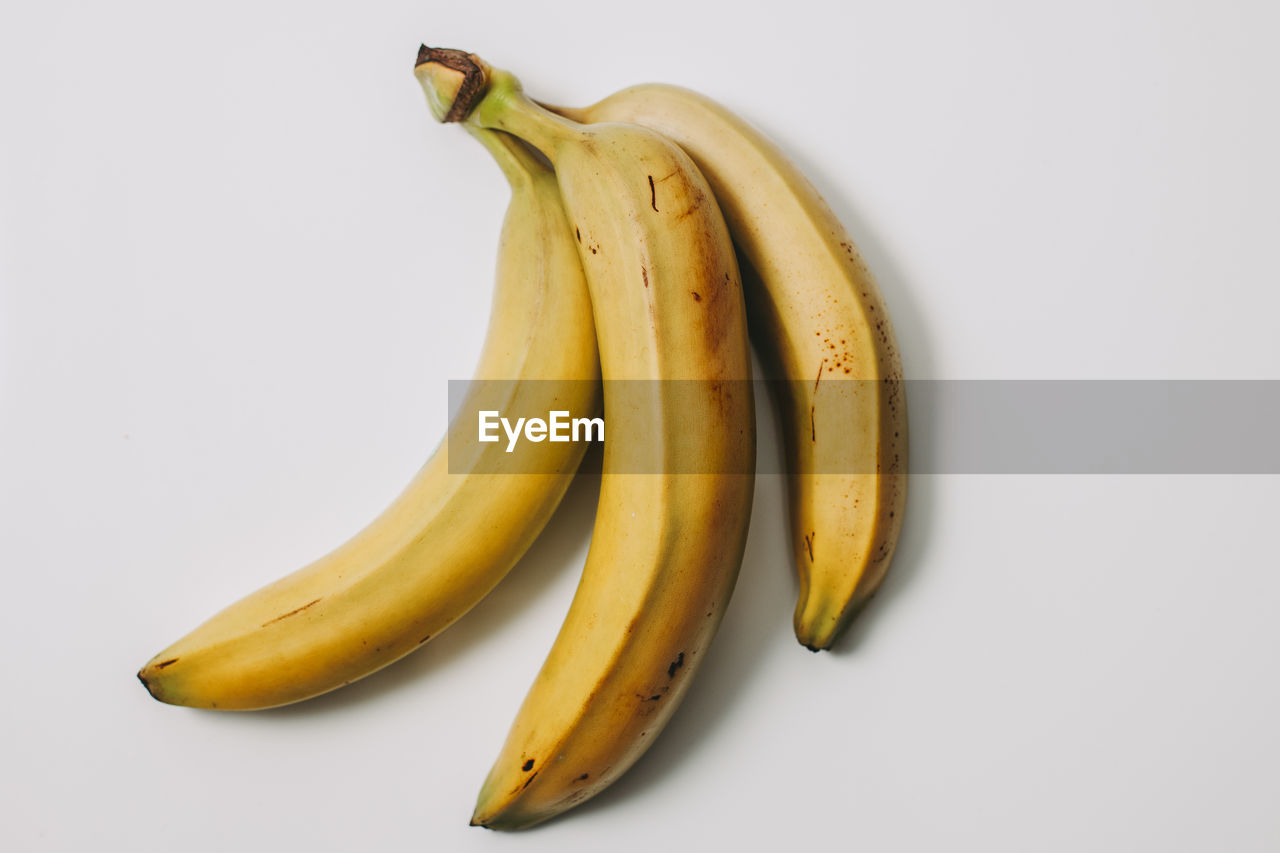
[415,46,493,123]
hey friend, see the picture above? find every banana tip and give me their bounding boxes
[137,660,180,704]
[137,667,158,698]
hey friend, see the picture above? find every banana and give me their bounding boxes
[415,48,755,829]
[549,84,907,650]
[137,127,600,709]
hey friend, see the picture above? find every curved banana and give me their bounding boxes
[137,127,600,710]
[551,84,907,650]
[415,48,755,829]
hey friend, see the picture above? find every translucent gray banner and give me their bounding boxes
[446,380,1280,474]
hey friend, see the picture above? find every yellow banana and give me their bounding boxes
[137,127,600,709]
[551,84,907,650]
[415,48,755,829]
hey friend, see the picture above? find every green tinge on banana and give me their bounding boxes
[416,48,755,830]
[551,84,907,651]
[136,127,600,710]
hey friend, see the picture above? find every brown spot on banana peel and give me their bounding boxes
[155,658,179,669]
[563,789,592,809]
[641,266,648,288]
[810,404,816,442]
[260,597,322,628]
[648,175,658,211]
[804,532,815,562]
[521,759,535,772]
[675,188,705,220]
[667,652,685,678]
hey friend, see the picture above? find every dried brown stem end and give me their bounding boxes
[414,45,488,122]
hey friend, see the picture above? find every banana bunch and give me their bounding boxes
[138,45,906,830]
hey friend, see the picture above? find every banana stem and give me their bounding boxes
[467,75,584,162]
[414,45,488,122]
[414,47,583,163]
[466,126,545,190]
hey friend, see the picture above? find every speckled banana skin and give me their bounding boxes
[137,128,599,710]
[416,50,755,830]
[553,84,906,650]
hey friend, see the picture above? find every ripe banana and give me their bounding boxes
[137,127,600,709]
[415,48,755,829]
[550,85,907,650]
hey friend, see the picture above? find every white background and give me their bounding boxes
[3,0,1279,849]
